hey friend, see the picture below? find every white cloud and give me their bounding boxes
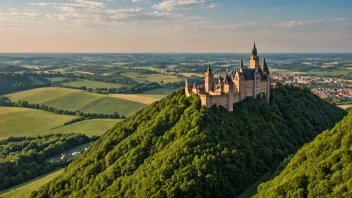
[275,18,345,28]
[24,1,192,26]
[153,0,205,11]
[161,18,347,32]
[132,0,149,3]
[209,3,219,8]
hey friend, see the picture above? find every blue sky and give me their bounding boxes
[0,0,351,52]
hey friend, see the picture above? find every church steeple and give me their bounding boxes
[252,42,257,56]
[207,64,212,73]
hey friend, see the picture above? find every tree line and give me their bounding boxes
[30,84,346,198]
[0,73,51,95]
[0,133,98,191]
[0,97,126,119]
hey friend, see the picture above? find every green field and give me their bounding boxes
[50,119,121,136]
[138,88,174,99]
[0,169,64,198]
[121,72,183,83]
[46,77,70,82]
[7,87,147,116]
[0,107,77,139]
[62,79,125,89]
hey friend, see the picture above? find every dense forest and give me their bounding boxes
[31,84,346,198]
[257,110,352,197]
[0,134,98,191]
[0,73,51,95]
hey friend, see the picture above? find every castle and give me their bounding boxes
[185,43,270,111]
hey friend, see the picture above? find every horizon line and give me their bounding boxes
[0,52,352,54]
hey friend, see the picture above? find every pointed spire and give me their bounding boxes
[253,42,257,50]
[207,64,212,73]
[252,41,257,56]
[224,72,229,84]
[240,58,244,69]
[185,78,189,87]
[262,58,269,73]
[193,82,196,87]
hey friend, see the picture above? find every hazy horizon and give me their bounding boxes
[1,0,351,53]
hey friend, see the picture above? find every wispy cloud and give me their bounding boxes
[152,0,205,11]
[209,3,219,8]
[23,0,194,26]
[274,18,345,28]
[161,18,347,32]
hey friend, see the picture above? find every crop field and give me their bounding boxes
[50,119,121,136]
[121,72,183,83]
[62,79,125,89]
[138,88,174,99]
[0,169,64,198]
[338,104,352,109]
[0,107,77,139]
[7,87,147,116]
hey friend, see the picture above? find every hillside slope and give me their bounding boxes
[31,84,346,198]
[257,110,352,197]
[7,87,147,116]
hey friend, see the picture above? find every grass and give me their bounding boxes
[109,94,159,105]
[138,88,175,99]
[121,72,183,84]
[7,87,147,116]
[0,107,77,139]
[0,169,64,198]
[62,79,125,89]
[46,77,70,82]
[50,119,121,137]
[338,104,352,109]
[309,69,352,79]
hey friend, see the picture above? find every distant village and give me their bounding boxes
[271,73,352,104]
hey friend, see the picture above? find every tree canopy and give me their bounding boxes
[257,110,352,197]
[31,84,346,198]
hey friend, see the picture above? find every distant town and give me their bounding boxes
[271,72,352,105]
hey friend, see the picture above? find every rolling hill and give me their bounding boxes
[30,84,346,198]
[0,107,121,139]
[6,87,147,116]
[0,107,77,139]
[257,110,352,197]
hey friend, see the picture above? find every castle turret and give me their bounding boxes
[249,42,259,69]
[262,58,269,74]
[240,58,244,72]
[205,64,214,92]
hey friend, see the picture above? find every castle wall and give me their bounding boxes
[201,94,233,111]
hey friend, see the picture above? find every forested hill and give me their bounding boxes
[31,84,346,198]
[257,110,352,197]
[0,73,50,95]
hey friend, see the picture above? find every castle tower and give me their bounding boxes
[205,64,214,92]
[249,42,259,69]
[262,58,271,103]
[240,58,244,72]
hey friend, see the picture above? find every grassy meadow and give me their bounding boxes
[138,88,174,99]
[7,87,147,116]
[62,79,125,89]
[121,72,183,84]
[0,107,77,139]
[0,169,64,198]
[50,119,121,137]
